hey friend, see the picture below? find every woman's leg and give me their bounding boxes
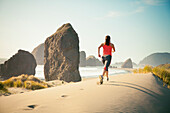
[105,71,108,78]
[102,69,106,77]
[102,56,106,77]
[100,55,111,84]
[105,55,112,81]
[99,56,106,84]
[105,71,109,81]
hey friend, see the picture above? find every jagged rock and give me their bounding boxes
[80,51,86,67]
[0,50,37,79]
[44,23,81,82]
[121,58,133,68]
[32,43,44,65]
[86,55,103,66]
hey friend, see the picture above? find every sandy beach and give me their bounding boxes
[0,73,170,113]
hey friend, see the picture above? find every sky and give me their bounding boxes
[0,0,170,64]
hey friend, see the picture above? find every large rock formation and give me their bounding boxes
[79,51,86,67]
[32,43,44,65]
[121,58,133,68]
[0,50,37,79]
[86,55,103,66]
[139,52,170,67]
[44,23,81,82]
[32,44,86,66]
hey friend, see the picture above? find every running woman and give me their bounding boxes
[98,35,115,84]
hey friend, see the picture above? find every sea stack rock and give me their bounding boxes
[0,50,37,79]
[86,55,103,66]
[121,58,133,68]
[44,23,81,82]
[80,51,86,67]
[32,43,44,65]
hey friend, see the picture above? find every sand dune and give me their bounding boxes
[0,73,170,113]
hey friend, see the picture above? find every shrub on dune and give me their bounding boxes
[143,65,152,73]
[0,81,8,92]
[152,67,170,85]
[133,69,138,73]
[2,74,48,90]
[139,68,143,73]
[24,81,47,90]
[13,80,22,87]
[134,64,170,87]
[3,78,14,87]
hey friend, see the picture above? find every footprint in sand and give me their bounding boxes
[97,81,102,85]
[80,88,84,90]
[61,95,68,98]
[23,105,38,110]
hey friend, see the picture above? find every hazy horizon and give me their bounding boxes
[0,0,170,64]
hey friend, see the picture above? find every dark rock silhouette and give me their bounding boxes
[86,55,102,66]
[0,50,37,79]
[121,58,133,68]
[139,52,170,66]
[80,51,86,67]
[32,43,44,65]
[44,23,81,82]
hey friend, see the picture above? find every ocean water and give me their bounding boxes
[35,65,128,80]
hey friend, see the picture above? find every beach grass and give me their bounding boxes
[133,64,170,87]
[133,65,152,73]
[2,74,48,90]
[152,67,170,86]
[13,80,23,87]
[24,81,47,90]
[0,81,8,93]
[3,78,14,87]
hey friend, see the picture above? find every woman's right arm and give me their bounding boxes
[98,43,104,57]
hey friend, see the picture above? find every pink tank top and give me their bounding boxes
[103,44,112,56]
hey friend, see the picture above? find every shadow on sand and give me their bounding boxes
[103,76,170,113]
[106,81,160,98]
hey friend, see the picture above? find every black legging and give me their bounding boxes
[102,55,112,71]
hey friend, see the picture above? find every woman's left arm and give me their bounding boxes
[111,43,115,52]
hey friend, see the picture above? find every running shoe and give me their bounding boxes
[99,75,103,84]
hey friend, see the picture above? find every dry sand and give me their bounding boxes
[0,73,170,113]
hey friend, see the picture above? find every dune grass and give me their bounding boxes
[133,64,170,87]
[3,78,14,87]
[152,67,170,86]
[133,65,152,73]
[0,81,8,93]
[24,81,47,90]
[2,74,48,90]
